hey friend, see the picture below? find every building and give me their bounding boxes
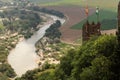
[82,21,101,41]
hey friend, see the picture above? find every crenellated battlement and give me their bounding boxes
[82,21,101,41]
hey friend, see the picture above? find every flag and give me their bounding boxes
[85,5,89,16]
[96,6,99,22]
[96,7,99,15]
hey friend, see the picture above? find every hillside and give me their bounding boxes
[0,1,44,79]
[15,35,120,80]
[0,1,119,80]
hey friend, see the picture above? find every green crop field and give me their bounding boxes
[71,10,117,30]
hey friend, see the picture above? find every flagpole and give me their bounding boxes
[97,13,99,22]
[96,6,99,22]
[87,12,88,21]
[85,5,89,21]
[86,0,88,21]
[87,9,89,21]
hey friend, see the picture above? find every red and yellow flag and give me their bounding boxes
[85,5,89,16]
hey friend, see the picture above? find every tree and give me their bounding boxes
[80,56,113,80]
[14,35,120,80]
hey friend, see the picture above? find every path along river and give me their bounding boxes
[7,14,65,77]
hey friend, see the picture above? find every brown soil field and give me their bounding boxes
[44,6,96,43]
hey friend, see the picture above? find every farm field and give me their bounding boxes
[38,0,119,11]
[8,0,118,43]
[45,6,95,43]
[71,10,117,30]
[24,0,119,10]
[39,0,118,30]
[0,1,120,80]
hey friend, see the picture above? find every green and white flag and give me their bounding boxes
[96,6,99,22]
[96,7,99,15]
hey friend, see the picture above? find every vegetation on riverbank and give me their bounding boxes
[35,20,62,52]
[0,63,16,79]
[27,6,65,18]
[0,0,66,79]
[0,0,41,53]
[1,0,120,80]
[0,33,20,79]
[35,20,75,67]
[0,0,43,79]
[0,8,42,39]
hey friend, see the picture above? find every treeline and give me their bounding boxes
[0,8,42,38]
[35,20,62,54]
[53,35,120,80]
[0,32,19,80]
[0,8,42,79]
[0,1,9,7]
[44,20,61,39]
[27,6,64,18]
[16,35,120,80]
[0,63,16,80]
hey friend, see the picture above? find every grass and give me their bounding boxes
[48,42,73,52]
[0,24,4,30]
[71,10,117,30]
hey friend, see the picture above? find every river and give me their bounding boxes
[7,15,65,77]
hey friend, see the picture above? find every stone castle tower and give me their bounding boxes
[117,1,120,45]
[82,21,101,41]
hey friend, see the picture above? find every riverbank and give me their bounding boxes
[7,13,65,77]
[0,32,23,79]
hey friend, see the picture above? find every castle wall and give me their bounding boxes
[82,21,101,41]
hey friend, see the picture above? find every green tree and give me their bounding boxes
[80,56,113,80]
